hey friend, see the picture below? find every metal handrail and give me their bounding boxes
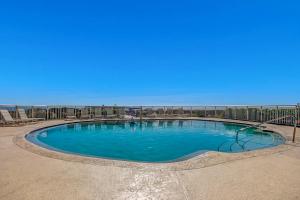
[235,115,295,142]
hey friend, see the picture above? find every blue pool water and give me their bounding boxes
[26,120,284,162]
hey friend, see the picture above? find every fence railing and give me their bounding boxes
[0,104,299,127]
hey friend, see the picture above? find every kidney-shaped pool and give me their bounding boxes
[26,120,285,162]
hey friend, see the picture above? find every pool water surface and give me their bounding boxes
[26,120,284,162]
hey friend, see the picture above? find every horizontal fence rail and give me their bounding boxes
[0,104,299,127]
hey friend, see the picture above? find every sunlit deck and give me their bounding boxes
[0,118,299,200]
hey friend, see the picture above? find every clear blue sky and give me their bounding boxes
[0,0,299,105]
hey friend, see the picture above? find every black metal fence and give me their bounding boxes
[0,104,299,127]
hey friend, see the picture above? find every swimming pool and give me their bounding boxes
[26,120,285,162]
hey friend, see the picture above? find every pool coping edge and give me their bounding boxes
[13,118,297,171]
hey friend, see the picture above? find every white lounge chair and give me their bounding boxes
[173,108,190,118]
[0,109,22,125]
[65,108,77,120]
[80,108,91,119]
[105,108,117,118]
[117,107,125,119]
[165,108,174,118]
[94,107,103,119]
[17,108,44,122]
[157,108,165,118]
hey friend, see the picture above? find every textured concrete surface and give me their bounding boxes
[0,119,300,200]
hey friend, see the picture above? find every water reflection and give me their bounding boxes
[167,121,173,127]
[67,124,75,129]
[158,120,165,127]
[146,121,153,128]
[81,123,89,130]
[178,120,183,127]
[117,122,126,129]
[95,123,102,129]
[64,120,236,132]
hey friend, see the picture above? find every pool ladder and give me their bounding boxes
[218,115,293,152]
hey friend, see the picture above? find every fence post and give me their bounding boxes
[204,106,207,117]
[284,109,287,125]
[297,103,300,126]
[234,107,237,120]
[46,107,48,120]
[276,106,279,124]
[214,106,217,118]
[31,106,34,118]
[190,106,192,117]
[246,106,249,121]
[60,107,62,119]
[292,105,297,142]
[260,106,263,122]
[15,105,18,119]
[140,106,143,121]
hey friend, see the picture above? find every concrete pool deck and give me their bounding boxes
[0,119,300,200]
